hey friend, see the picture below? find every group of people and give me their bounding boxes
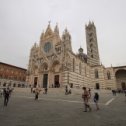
[30,85,100,112]
[82,87,99,112]
[31,86,48,100]
[112,89,126,96]
[1,84,126,112]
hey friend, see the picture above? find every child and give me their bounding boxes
[94,92,99,110]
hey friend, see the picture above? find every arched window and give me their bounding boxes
[95,69,99,78]
[73,58,75,72]
[90,44,93,48]
[89,38,93,42]
[42,63,48,71]
[85,66,87,76]
[79,63,81,74]
[107,71,111,80]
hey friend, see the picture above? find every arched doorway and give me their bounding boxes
[95,83,100,89]
[42,63,48,88]
[115,69,126,90]
[54,75,60,88]
[52,60,60,88]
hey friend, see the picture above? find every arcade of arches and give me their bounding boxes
[115,69,126,90]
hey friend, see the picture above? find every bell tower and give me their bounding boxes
[62,28,72,52]
[85,21,100,66]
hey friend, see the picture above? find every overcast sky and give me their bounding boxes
[0,0,126,68]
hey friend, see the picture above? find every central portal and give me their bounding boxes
[54,75,60,88]
[43,74,48,88]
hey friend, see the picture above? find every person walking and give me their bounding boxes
[34,87,40,100]
[65,85,68,95]
[3,88,10,106]
[94,92,100,110]
[82,87,92,112]
[88,88,91,98]
[31,86,33,93]
[44,87,48,94]
[124,89,126,96]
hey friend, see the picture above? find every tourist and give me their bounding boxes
[65,85,68,95]
[52,84,54,88]
[34,87,41,100]
[0,88,3,97]
[31,86,33,93]
[82,87,92,112]
[88,88,91,98]
[44,87,48,94]
[124,89,126,96]
[3,87,10,106]
[94,92,100,110]
[112,89,116,96]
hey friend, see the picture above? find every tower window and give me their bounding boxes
[90,44,93,48]
[79,63,81,74]
[91,55,93,58]
[89,38,93,42]
[73,58,75,72]
[107,71,111,80]
[95,69,99,78]
[89,33,93,37]
[85,66,87,76]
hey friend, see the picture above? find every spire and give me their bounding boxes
[89,20,92,25]
[78,46,83,54]
[40,30,45,40]
[33,42,37,48]
[85,23,87,28]
[65,27,68,33]
[62,28,71,40]
[54,23,59,35]
[92,21,94,25]
[44,21,53,37]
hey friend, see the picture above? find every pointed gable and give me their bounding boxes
[44,22,53,37]
[54,23,59,35]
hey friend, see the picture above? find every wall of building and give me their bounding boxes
[0,62,27,87]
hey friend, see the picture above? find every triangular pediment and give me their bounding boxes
[44,24,53,37]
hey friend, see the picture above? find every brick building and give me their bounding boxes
[0,62,27,87]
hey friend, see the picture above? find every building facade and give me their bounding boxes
[0,62,27,87]
[27,22,126,90]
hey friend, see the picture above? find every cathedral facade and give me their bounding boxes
[27,22,126,90]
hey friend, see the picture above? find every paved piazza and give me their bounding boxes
[0,88,126,126]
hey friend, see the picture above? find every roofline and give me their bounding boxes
[0,62,27,71]
[113,65,126,69]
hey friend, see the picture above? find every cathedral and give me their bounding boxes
[27,22,126,90]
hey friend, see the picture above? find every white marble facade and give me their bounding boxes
[27,22,126,90]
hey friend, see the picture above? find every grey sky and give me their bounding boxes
[0,0,126,68]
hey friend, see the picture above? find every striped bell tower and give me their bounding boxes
[85,21,100,66]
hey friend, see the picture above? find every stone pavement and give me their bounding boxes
[0,88,126,126]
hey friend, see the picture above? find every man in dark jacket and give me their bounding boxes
[3,88,10,106]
